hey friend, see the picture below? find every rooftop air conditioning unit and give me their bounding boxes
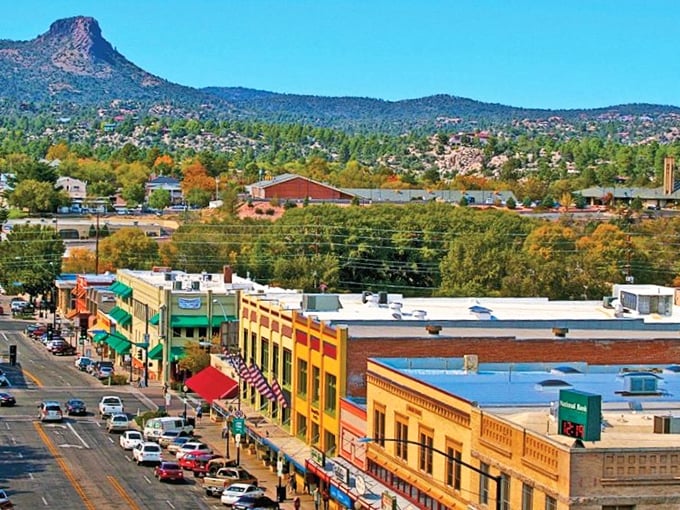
[463,354,479,373]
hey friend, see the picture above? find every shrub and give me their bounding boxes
[101,374,129,386]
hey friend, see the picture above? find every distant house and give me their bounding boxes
[247,173,355,201]
[145,175,183,204]
[56,176,87,201]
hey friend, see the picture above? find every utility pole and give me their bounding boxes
[95,212,100,275]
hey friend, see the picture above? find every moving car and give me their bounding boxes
[95,365,114,379]
[65,398,86,415]
[52,343,76,356]
[233,495,280,510]
[38,401,63,422]
[0,488,12,509]
[132,442,163,466]
[178,451,217,472]
[154,461,184,483]
[0,375,8,388]
[98,395,124,418]
[0,393,15,407]
[220,484,264,506]
[106,413,130,433]
[175,441,212,460]
[119,430,144,450]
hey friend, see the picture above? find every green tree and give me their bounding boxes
[98,228,160,270]
[8,179,66,213]
[148,189,171,210]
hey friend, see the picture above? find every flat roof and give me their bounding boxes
[375,357,680,448]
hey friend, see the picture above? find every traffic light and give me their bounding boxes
[136,349,143,360]
[8,345,16,366]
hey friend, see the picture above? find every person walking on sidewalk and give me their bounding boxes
[312,487,321,510]
[288,473,297,495]
[293,496,300,510]
[195,403,203,423]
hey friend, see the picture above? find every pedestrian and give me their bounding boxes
[195,403,203,423]
[164,392,171,409]
[303,473,311,495]
[312,487,321,510]
[162,382,168,396]
[293,496,300,510]
[288,473,297,495]
[322,488,330,510]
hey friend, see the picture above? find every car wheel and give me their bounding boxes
[205,489,211,496]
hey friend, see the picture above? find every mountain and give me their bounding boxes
[0,16,236,114]
[2,16,680,135]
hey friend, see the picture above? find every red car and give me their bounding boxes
[178,451,218,471]
[154,461,184,483]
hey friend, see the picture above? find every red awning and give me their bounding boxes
[185,366,238,404]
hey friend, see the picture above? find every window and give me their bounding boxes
[185,327,194,338]
[242,328,249,358]
[602,507,634,510]
[324,430,336,456]
[312,367,320,406]
[522,483,533,510]
[250,332,257,363]
[418,430,434,474]
[197,327,207,339]
[311,422,320,445]
[479,462,489,505]
[282,348,292,386]
[445,445,462,490]
[324,374,337,415]
[296,413,307,439]
[261,339,269,371]
[501,473,510,510]
[545,496,557,510]
[272,344,279,374]
[395,417,408,461]
[373,407,385,447]
[297,359,308,397]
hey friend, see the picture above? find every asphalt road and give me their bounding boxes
[0,317,223,509]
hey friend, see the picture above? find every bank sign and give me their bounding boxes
[557,389,601,442]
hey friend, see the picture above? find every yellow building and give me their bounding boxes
[366,357,680,510]
[238,293,348,457]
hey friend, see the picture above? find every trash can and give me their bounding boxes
[276,485,286,503]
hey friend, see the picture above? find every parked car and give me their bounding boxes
[0,488,12,509]
[119,430,144,450]
[158,429,191,448]
[220,484,264,506]
[74,356,93,371]
[166,436,193,453]
[38,401,63,422]
[52,343,76,356]
[98,395,124,418]
[175,441,212,460]
[192,456,238,478]
[95,365,114,379]
[178,451,217,472]
[233,495,280,510]
[132,442,163,466]
[64,398,86,415]
[0,375,9,388]
[89,360,113,375]
[0,392,16,406]
[106,413,130,433]
[203,467,258,498]
[154,461,184,483]
[143,416,194,442]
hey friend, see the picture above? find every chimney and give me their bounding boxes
[223,265,233,284]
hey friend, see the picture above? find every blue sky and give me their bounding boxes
[1,1,679,109]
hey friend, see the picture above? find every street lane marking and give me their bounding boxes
[107,475,142,510]
[1,332,7,343]
[66,422,90,449]
[34,422,95,510]
[22,368,43,387]
[41,496,48,506]
[166,501,176,509]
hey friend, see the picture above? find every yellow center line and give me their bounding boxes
[33,422,95,510]
[107,475,142,510]
[22,368,43,387]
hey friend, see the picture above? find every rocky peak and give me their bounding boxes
[35,16,118,68]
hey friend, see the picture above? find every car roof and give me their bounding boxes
[42,400,60,405]
[67,398,84,403]
[125,430,142,436]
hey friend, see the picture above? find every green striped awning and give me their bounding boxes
[146,344,185,361]
[106,332,131,355]
[108,306,132,327]
[148,313,160,326]
[110,281,133,299]
[93,332,109,344]
[147,343,163,360]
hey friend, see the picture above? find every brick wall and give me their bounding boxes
[346,336,680,397]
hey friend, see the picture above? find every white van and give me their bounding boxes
[143,416,194,441]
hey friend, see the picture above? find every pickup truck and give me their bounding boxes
[192,456,238,478]
[98,396,124,418]
[202,466,258,497]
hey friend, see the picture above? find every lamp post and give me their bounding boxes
[358,437,502,510]
[182,384,188,420]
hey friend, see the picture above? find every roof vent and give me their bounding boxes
[412,310,427,320]
[552,327,569,338]
[463,354,478,373]
[425,324,442,335]
[551,366,582,375]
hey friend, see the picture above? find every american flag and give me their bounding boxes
[270,376,288,408]
[249,361,275,400]
[228,352,252,384]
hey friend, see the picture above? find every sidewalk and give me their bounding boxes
[133,380,315,509]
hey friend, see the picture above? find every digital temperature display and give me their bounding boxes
[560,419,585,439]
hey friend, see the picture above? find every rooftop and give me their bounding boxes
[375,357,680,448]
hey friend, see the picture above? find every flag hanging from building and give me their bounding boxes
[248,360,275,399]
[270,376,288,408]
[227,352,252,384]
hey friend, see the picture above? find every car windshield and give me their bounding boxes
[46,405,60,411]
[69,400,84,406]
[103,398,119,404]
[145,445,161,452]
[162,463,180,469]
[128,432,142,438]
[112,416,127,422]
[163,431,180,437]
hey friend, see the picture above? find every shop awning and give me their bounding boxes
[185,366,238,404]
[66,309,82,319]
[171,315,238,328]
[146,344,185,361]
[110,281,133,299]
[93,332,108,344]
[88,321,108,335]
[73,287,87,298]
[105,332,131,355]
[149,313,160,325]
[108,306,132,327]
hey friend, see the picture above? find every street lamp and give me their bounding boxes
[357,437,502,510]
[182,384,188,420]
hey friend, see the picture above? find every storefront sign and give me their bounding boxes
[381,492,397,510]
[178,297,201,309]
[310,446,325,467]
[332,462,350,485]
[330,484,353,508]
[231,418,245,435]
